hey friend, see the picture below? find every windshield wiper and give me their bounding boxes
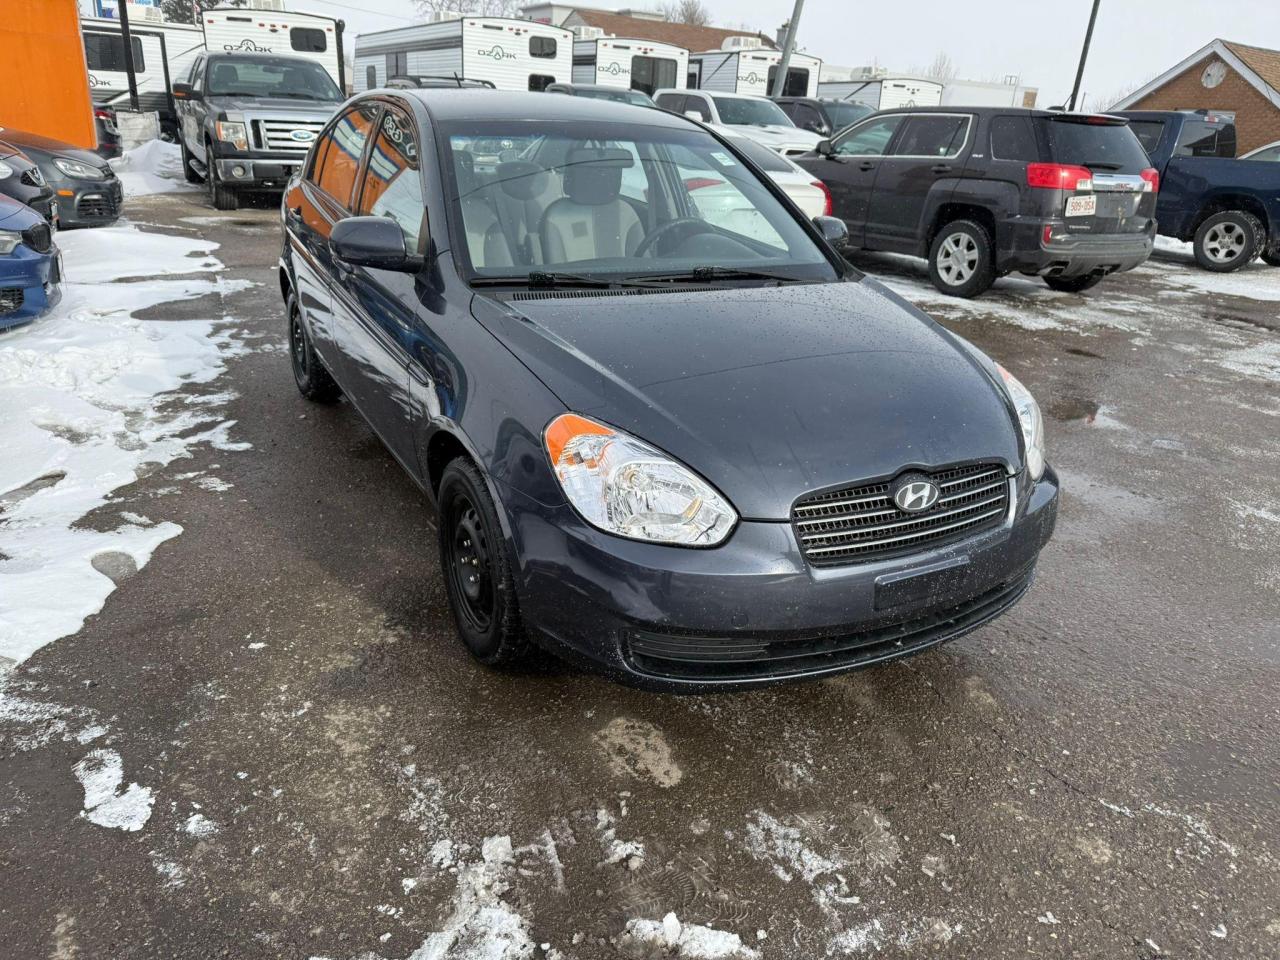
[471,271,645,289]
[632,265,804,285]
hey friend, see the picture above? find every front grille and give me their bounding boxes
[252,119,326,153]
[793,462,1010,567]
[0,287,24,315]
[626,565,1034,682]
[76,190,119,220]
[21,168,44,187]
[22,223,52,254]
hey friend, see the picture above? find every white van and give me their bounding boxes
[689,48,822,98]
[200,8,345,89]
[354,18,573,93]
[571,38,688,95]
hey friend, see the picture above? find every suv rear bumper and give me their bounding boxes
[999,220,1155,277]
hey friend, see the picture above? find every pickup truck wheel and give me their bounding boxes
[928,220,996,298]
[179,140,202,183]
[288,295,341,403]
[1193,211,1258,272]
[1043,274,1103,293]
[205,149,239,211]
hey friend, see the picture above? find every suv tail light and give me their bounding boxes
[812,180,833,217]
[1026,163,1093,191]
[1139,167,1160,193]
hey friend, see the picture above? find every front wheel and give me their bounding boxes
[1043,273,1103,293]
[437,458,531,668]
[206,149,239,211]
[927,219,996,298]
[1193,211,1259,272]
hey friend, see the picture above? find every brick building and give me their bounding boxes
[1112,39,1280,155]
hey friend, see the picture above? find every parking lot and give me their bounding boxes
[2,190,1278,959]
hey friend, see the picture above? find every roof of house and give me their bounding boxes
[1113,38,1280,112]
[567,8,776,53]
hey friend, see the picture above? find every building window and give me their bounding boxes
[530,36,557,59]
[291,27,327,53]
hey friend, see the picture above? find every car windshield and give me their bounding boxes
[442,119,836,283]
[825,101,872,132]
[575,88,654,107]
[712,97,793,128]
[206,57,341,100]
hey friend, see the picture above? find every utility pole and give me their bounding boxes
[770,0,806,98]
[1066,0,1101,112]
[118,0,141,112]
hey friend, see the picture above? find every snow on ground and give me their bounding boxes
[73,747,154,832]
[110,140,200,198]
[0,223,251,665]
[618,916,760,959]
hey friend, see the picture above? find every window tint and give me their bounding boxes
[366,65,377,90]
[313,104,379,208]
[291,27,327,53]
[1042,118,1152,172]
[530,36,557,58]
[767,65,809,98]
[528,74,556,91]
[834,115,903,156]
[1176,119,1237,158]
[683,97,711,121]
[631,55,676,96]
[892,115,968,157]
[792,103,825,133]
[358,109,425,253]
[990,116,1040,161]
[713,96,791,127]
[85,34,145,73]
[1126,120,1165,155]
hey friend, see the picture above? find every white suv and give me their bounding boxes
[654,89,824,156]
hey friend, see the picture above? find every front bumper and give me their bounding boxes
[52,177,123,228]
[214,156,306,192]
[999,219,1155,277]
[502,466,1059,691]
[0,244,61,330]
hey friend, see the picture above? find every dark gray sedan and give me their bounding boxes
[278,91,1058,690]
[0,128,122,228]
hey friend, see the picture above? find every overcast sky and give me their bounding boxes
[313,0,1278,108]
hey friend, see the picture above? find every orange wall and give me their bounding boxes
[0,0,96,149]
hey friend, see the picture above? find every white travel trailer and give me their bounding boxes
[941,78,1038,108]
[689,48,822,98]
[816,76,943,110]
[354,18,573,93]
[200,8,346,89]
[81,15,205,116]
[571,37,688,95]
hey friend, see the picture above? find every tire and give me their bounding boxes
[437,458,532,668]
[205,146,239,211]
[287,294,341,404]
[1193,211,1258,272]
[1043,273,1103,293]
[928,219,996,298]
[179,139,202,183]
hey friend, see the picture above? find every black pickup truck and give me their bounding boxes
[1114,110,1280,271]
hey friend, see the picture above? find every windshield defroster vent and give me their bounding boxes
[507,286,706,301]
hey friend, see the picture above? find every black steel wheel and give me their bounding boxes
[287,295,341,403]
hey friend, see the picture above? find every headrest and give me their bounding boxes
[497,160,549,202]
[563,147,633,206]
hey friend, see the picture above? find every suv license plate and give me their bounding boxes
[1065,195,1097,218]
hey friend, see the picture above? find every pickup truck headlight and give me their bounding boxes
[0,160,13,181]
[545,413,737,546]
[215,121,249,151]
[997,365,1045,480]
[54,157,106,180]
[0,230,22,255]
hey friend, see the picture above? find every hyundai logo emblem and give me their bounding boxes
[290,129,316,142]
[891,475,940,513]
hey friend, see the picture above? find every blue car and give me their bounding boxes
[0,193,60,331]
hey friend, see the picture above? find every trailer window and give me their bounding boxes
[386,51,407,78]
[529,74,556,91]
[530,36,557,59]
[366,66,377,90]
[767,65,809,98]
[291,28,327,54]
[84,35,145,74]
[631,55,677,96]
[312,104,379,209]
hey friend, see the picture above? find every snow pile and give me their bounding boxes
[73,747,154,831]
[617,915,759,960]
[110,139,200,197]
[0,224,250,664]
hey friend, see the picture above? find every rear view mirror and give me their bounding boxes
[816,139,834,157]
[331,216,424,273]
[813,215,848,245]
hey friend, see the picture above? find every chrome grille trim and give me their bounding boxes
[792,462,1011,566]
[251,119,326,153]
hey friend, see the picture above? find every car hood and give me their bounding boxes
[209,95,340,117]
[735,125,823,148]
[0,193,42,230]
[0,128,102,167]
[471,278,1021,520]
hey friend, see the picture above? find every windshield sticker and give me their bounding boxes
[711,151,737,166]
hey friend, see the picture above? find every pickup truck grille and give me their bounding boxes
[793,463,1011,566]
[252,119,326,153]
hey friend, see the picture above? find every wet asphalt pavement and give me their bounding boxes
[1,192,1278,960]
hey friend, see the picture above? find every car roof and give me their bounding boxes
[398,89,690,126]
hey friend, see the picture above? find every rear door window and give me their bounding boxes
[892,114,969,158]
[1125,120,1165,155]
[1042,118,1152,173]
[990,116,1040,161]
[1175,119,1237,158]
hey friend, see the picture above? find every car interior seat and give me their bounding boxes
[540,147,644,264]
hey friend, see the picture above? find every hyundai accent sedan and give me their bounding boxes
[279,91,1058,690]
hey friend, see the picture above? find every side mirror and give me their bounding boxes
[813,215,848,245]
[330,216,424,272]
[684,110,703,121]
[816,139,834,157]
[171,82,198,100]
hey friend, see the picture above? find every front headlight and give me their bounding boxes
[215,120,249,150]
[0,160,12,180]
[0,230,21,255]
[997,364,1045,480]
[545,413,737,546]
[54,157,106,180]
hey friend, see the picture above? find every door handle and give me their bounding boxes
[931,164,953,174]
[858,161,875,171]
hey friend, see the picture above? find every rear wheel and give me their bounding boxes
[1043,273,1103,293]
[928,219,996,298]
[205,146,239,211]
[288,295,341,403]
[437,458,532,668]
[1193,211,1258,272]
[179,139,202,183]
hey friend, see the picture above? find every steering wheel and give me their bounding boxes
[634,217,718,258]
